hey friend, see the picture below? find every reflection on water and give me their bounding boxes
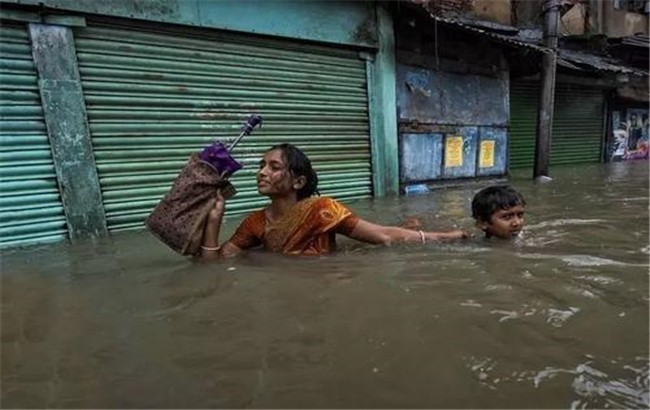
[1,162,648,408]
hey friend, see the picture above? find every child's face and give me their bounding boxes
[478,205,525,239]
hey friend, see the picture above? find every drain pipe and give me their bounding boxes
[533,0,559,181]
[598,0,604,34]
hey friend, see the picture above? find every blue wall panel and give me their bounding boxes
[442,127,478,179]
[477,76,509,126]
[397,66,443,123]
[477,127,508,176]
[400,133,443,182]
[397,64,508,126]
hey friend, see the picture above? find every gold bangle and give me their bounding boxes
[201,245,221,251]
[418,230,426,244]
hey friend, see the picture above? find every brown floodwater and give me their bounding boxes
[1,161,649,409]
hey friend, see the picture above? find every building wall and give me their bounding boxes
[412,0,473,15]
[514,0,542,27]
[560,3,587,35]
[0,0,377,48]
[583,0,649,37]
[471,0,512,25]
[602,0,649,37]
[414,0,648,37]
[394,7,510,186]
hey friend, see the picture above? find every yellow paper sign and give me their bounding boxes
[479,140,495,168]
[445,136,463,168]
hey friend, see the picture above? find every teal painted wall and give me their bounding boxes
[0,0,377,48]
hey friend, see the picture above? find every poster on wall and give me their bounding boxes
[479,140,495,168]
[610,108,649,161]
[445,136,464,167]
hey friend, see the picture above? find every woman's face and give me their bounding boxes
[257,149,303,198]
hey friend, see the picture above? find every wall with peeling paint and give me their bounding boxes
[396,64,509,183]
[393,5,510,186]
[397,65,509,127]
[0,0,377,48]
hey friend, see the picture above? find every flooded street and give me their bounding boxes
[1,162,648,409]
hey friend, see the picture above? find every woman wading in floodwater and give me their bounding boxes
[201,143,467,258]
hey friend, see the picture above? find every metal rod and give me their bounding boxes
[228,129,247,151]
[228,114,262,151]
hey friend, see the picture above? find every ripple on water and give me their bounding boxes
[526,219,608,229]
[545,307,580,327]
[463,356,649,409]
[519,253,635,267]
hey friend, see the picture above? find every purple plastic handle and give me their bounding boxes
[198,141,243,176]
[199,114,263,176]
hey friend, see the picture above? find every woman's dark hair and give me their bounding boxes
[471,185,526,222]
[268,143,319,200]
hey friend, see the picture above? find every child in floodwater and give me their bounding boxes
[471,185,526,239]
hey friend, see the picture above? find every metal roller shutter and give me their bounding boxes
[550,84,604,165]
[74,21,373,232]
[509,81,538,169]
[509,80,604,168]
[0,22,68,248]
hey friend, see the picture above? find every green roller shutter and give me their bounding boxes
[74,21,372,232]
[550,84,604,165]
[0,22,68,248]
[509,81,538,169]
[510,80,604,168]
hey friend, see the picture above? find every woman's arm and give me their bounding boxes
[200,190,243,259]
[345,218,468,246]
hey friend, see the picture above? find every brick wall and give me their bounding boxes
[409,0,474,15]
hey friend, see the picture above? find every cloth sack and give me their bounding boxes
[145,153,237,255]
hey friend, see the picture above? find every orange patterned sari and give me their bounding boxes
[228,197,359,255]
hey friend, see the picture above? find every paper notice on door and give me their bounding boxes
[445,136,463,168]
[479,140,495,168]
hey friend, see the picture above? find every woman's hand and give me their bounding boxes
[209,189,226,221]
[202,190,226,259]
[401,216,422,230]
[427,229,471,241]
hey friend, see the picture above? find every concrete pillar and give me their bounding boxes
[368,3,399,196]
[29,23,107,241]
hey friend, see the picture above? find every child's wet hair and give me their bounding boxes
[267,143,319,200]
[471,185,526,222]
